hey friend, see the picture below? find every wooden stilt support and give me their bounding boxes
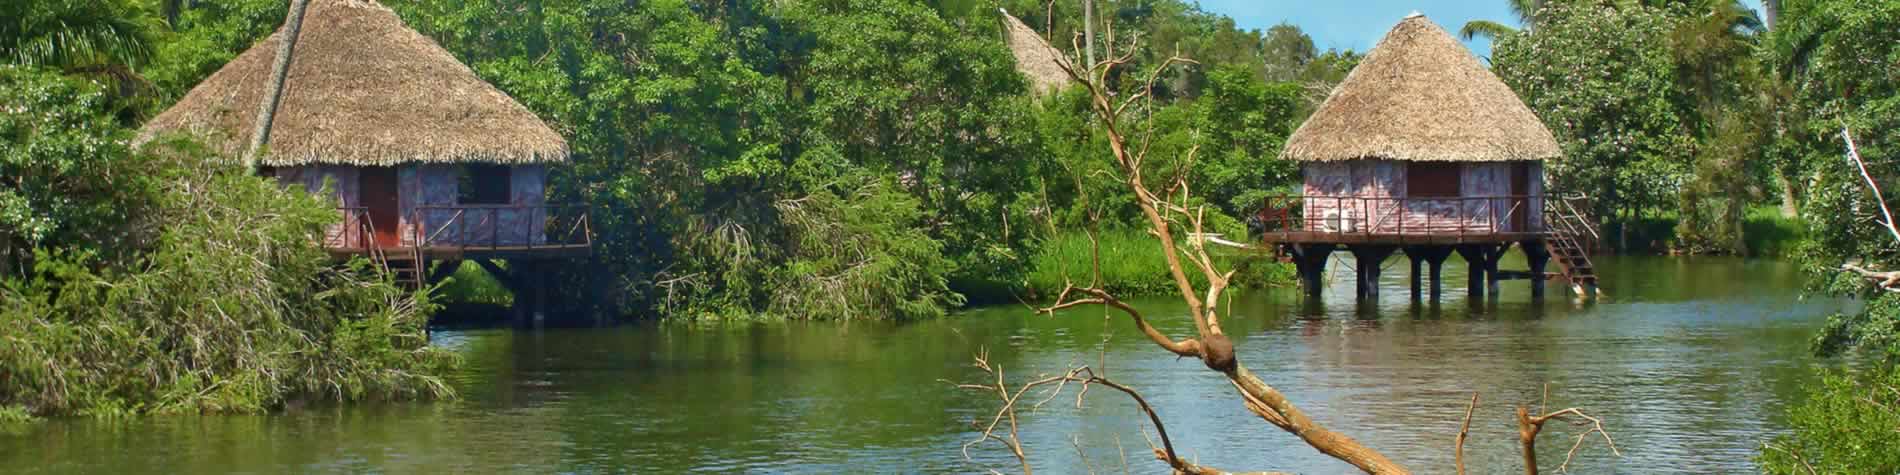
[1408,252,1424,302]
[1404,246,1453,303]
[1350,246,1397,301]
[532,262,548,326]
[1424,248,1451,303]
[1291,243,1335,299]
[1485,244,1509,300]
[1523,239,1550,300]
[1455,245,1489,300]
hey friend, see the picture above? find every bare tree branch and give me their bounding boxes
[1457,393,1478,475]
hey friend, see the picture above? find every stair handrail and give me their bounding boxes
[1552,193,1602,239]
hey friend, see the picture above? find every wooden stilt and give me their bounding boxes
[1408,251,1424,302]
[1485,244,1508,299]
[1455,245,1486,300]
[1523,239,1550,300]
[1351,246,1396,301]
[1424,248,1451,302]
[531,261,548,326]
[1292,244,1335,299]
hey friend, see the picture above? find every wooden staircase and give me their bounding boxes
[1544,196,1601,297]
[381,247,426,289]
[357,216,426,290]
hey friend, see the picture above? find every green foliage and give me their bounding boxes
[769,180,964,320]
[141,0,284,104]
[0,0,155,72]
[1758,366,1900,474]
[0,66,160,276]
[0,68,453,417]
[1494,3,1694,230]
[1781,0,1900,360]
[436,261,512,308]
[1025,229,1291,297]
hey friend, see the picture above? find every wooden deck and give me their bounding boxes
[1258,231,1547,246]
[328,244,591,261]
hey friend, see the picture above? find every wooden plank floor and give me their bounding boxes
[1257,231,1545,246]
[328,244,592,261]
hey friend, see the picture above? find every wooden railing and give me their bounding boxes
[1550,192,1602,252]
[409,204,591,250]
[332,206,390,274]
[1253,195,1545,238]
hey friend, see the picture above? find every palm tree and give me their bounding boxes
[1459,0,1544,41]
[0,0,160,110]
[1,0,156,71]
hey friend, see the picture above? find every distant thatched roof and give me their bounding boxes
[999,9,1073,96]
[1280,14,1559,162]
[137,0,567,167]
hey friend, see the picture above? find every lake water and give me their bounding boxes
[0,256,1843,473]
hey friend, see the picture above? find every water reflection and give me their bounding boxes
[0,256,1842,474]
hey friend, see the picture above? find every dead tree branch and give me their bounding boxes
[1843,128,1900,243]
[1456,393,1478,475]
[955,355,1287,475]
[1008,5,1619,474]
[1840,128,1900,292]
[1516,405,1622,475]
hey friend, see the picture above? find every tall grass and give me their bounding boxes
[1025,229,1292,298]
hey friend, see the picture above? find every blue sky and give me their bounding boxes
[1193,1,1766,59]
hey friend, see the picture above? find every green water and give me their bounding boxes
[0,256,1842,473]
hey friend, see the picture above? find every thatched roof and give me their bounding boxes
[999,9,1073,97]
[1280,14,1560,162]
[137,0,567,167]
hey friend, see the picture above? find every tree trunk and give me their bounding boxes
[244,0,314,173]
[1082,0,1097,67]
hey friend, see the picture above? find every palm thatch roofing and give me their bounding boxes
[136,0,567,167]
[1280,14,1560,162]
[999,9,1073,97]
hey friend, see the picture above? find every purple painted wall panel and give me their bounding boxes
[275,165,362,247]
[1298,160,1542,234]
[405,164,548,247]
[282,163,551,249]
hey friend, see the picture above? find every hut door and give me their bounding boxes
[1511,163,1531,232]
[360,167,401,248]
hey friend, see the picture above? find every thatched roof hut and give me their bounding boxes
[137,0,567,167]
[999,9,1073,97]
[1280,13,1559,163]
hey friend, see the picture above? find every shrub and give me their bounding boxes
[1758,366,1900,474]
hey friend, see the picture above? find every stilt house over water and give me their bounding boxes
[137,0,589,298]
[1261,13,1600,300]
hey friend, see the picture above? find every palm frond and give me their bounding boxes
[1459,20,1519,42]
[0,0,157,71]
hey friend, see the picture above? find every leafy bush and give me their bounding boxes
[1758,366,1900,474]
[0,68,453,417]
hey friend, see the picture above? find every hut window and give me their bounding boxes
[1407,163,1462,198]
[458,164,512,205]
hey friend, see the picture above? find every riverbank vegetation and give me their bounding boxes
[0,67,454,418]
